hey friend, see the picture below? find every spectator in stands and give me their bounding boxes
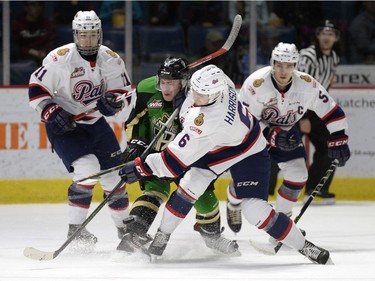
[54,1,96,25]
[200,30,242,85]
[349,1,375,64]
[240,25,280,79]
[180,1,228,28]
[12,1,56,65]
[273,1,323,49]
[257,25,281,64]
[99,1,143,28]
[148,2,180,26]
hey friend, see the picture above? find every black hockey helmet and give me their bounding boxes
[157,57,190,90]
[315,19,340,40]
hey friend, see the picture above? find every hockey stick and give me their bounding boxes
[23,107,180,261]
[72,14,243,184]
[72,106,180,184]
[74,107,98,121]
[187,14,242,69]
[73,89,136,121]
[24,178,125,261]
[250,159,339,256]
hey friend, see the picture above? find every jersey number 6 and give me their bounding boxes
[178,134,190,147]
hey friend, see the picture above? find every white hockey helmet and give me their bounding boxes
[271,42,299,65]
[72,10,102,55]
[190,65,227,104]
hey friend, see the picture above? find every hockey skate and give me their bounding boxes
[147,229,171,256]
[226,200,242,233]
[117,226,127,239]
[117,232,151,257]
[194,223,241,256]
[67,224,97,252]
[116,216,152,254]
[298,240,331,264]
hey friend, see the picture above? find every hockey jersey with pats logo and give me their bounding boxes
[240,66,348,134]
[145,79,267,178]
[28,43,135,124]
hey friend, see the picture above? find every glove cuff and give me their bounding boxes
[41,103,62,123]
[267,127,281,147]
[134,157,153,177]
[327,135,348,147]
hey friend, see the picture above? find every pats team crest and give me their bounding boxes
[194,113,204,126]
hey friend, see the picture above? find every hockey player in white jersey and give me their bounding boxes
[226,43,350,235]
[28,11,135,249]
[118,65,332,264]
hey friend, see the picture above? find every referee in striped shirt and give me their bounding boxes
[298,20,340,204]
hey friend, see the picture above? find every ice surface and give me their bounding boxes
[1,201,375,281]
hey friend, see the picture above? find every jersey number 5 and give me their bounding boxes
[318,90,329,103]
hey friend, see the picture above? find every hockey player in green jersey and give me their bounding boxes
[116,57,239,256]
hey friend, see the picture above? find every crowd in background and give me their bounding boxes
[1,1,374,85]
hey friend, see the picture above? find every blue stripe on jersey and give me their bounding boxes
[29,84,51,102]
[322,105,346,126]
[160,122,262,176]
[166,190,194,218]
[195,121,262,169]
[266,212,293,240]
[159,102,260,177]
[160,148,188,177]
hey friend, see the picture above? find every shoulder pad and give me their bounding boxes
[105,49,119,59]
[44,43,75,64]
[137,76,158,94]
[99,46,119,58]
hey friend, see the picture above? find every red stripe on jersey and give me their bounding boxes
[321,104,338,120]
[28,83,52,101]
[258,209,276,230]
[278,188,298,202]
[77,183,95,189]
[208,128,261,168]
[68,202,90,209]
[178,184,196,201]
[166,203,186,218]
[161,148,188,177]
[283,179,306,188]
[325,115,346,125]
